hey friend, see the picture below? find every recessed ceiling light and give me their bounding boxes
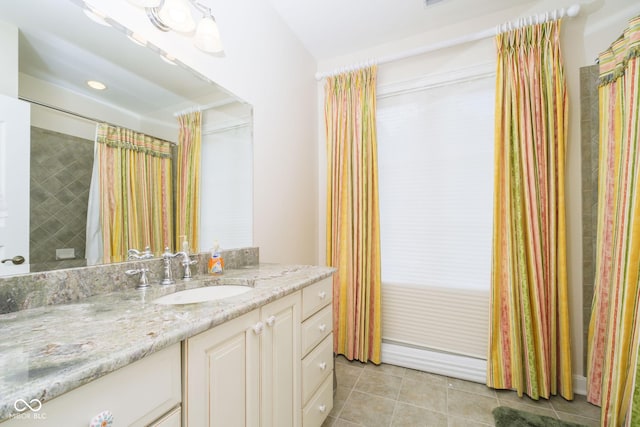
[127,32,147,47]
[83,7,110,27]
[87,80,107,90]
[160,54,177,65]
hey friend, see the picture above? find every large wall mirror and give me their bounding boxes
[0,0,253,277]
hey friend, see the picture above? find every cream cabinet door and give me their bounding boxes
[260,292,301,427]
[183,309,261,427]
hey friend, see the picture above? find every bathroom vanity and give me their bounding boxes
[0,256,334,427]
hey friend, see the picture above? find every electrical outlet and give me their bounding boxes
[56,248,75,260]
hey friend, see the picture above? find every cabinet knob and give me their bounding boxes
[90,410,114,427]
[318,323,327,333]
[266,315,276,327]
[319,362,327,371]
[252,322,264,335]
[318,404,327,413]
[318,291,326,299]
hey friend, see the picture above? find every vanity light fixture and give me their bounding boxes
[126,0,224,55]
[87,80,107,90]
[160,54,177,65]
[127,32,148,47]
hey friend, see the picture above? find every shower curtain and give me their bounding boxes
[86,123,174,264]
[586,15,640,427]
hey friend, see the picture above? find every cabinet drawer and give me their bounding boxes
[301,304,332,356]
[302,334,333,405]
[2,344,181,427]
[302,277,332,320]
[302,375,333,427]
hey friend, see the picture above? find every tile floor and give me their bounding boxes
[323,355,601,427]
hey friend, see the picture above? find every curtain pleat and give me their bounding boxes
[586,15,640,427]
[325,66,382,363]
[95,123,173,263]
[176,112,202,252]
[487,20,573,400]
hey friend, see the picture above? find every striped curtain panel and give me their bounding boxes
[96,123,173,263]
[487,20,573,400]
[176,112,202,253]
[325,66,382,363]
[586,15,640,427]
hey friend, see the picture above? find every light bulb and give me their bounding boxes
[194,16,223,54]
[158,0,195,33]
[126,0,162,7]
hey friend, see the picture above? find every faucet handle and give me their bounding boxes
[126,267,151,289]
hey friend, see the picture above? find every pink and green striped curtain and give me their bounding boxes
[175,112,202,253]
[325,66,382,364]
[586,15,640,427]
[487,20,573,400]
[96,123,173,263]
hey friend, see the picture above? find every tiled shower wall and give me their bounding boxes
[30,127,93,272]
[580,65,599,372]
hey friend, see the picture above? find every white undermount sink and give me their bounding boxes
[153,285,252,305]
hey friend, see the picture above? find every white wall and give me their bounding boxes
[0,21,18,98]
[88,0,319,265]
[316,0,640,381]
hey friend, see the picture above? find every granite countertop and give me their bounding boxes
[0,263,334,422]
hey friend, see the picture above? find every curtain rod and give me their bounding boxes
[20,97,177,145]
[173,98,239,117]
[315,4,581,81]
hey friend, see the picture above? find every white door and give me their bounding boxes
[0,94,29,276]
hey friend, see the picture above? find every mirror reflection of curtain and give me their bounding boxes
[86,123,174,264]
[176,112,201,253]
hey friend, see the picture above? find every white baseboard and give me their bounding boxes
[381,342,487,384]
[381,342,588,396]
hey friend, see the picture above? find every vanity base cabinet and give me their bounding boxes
[183,309,261,427]
[183,292,301,427]
[1,344,181,427]
[300,277,334,427]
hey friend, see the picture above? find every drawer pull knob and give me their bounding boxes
[318,291,327,299]
[266,315,276,327]
[319,404,327,413]
[319,362,327,370]
[318,324,327,332]
[252,322,264,335]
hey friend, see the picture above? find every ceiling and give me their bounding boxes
[0,0,229,121]
[266,0,540,60]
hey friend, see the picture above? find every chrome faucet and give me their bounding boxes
[128,246,153,260]
[161,248,198,285]
[125,266,151,289]
[161,248,177,285]
[175,251,198,281]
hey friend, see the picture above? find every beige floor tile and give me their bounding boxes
[447,388,499,425]
[336,363,364,389]
[551,394,601,420]
[330,385,353,418]
[404,368,448,386]
[398,377,448,413]
[446,377,496,398]
[365,362,407,378]
[332,418,362,427]
[557,411,601,427]
[336,355,366,368]
[447,415,494,427]
[322,416,337,427]
[339,390,396,427]
[355,370,403,400]
[391,402,447,427]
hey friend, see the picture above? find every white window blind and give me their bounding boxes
[377,72,494,359]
